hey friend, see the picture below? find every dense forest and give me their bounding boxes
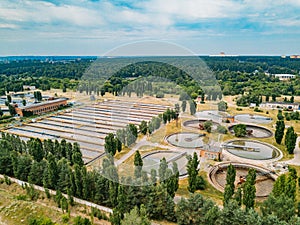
[0,56,299,100]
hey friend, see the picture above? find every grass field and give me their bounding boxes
[0,181,109,225]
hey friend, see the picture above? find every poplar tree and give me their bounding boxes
[187,152,199,193]
[150,169,157,185]
[158,157,168,183]
[139,121,148,135]
[134,151,143,178]
[243,169,256,210]
[189,100,196,115]
[223,164,236,206]
[126,124,138,146]
[115,138,122,153]
[74,164,83,198]
[72,142,83,167]
[275,120,285,144]
[165,162,179,198]
[234,187,242,206]
[60,139,67,158]
[181,100,186,112]
[272,174,286,197]
[105,133,116,155]
[285,126,297,154]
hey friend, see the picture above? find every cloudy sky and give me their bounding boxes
[1,0,300,55]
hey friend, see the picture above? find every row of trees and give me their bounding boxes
[115,124,138,148]
[236,94,262,107]
[223,164,256,210]
[0,132,178,223]
[284,111,300,121]
[33,91,42,102]
[106,107,178,155]
[104,133,122,156]
[3,130,202,224]
[179,99,196,115]
[275,118,298,154]
[162,107,179,124]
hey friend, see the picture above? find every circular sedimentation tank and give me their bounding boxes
[223,140,281,160]
[142,150,188,176]
[183,119,220,131]
[195,110,229,120]
[166,132,205,148]
[235,114,272,124]
[228,124,273,138]
[209,162,276,197]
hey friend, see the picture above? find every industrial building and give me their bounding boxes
[15,98,68,117]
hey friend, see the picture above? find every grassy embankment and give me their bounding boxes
[0,180,110,225]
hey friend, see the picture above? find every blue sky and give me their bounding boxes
[1,0,300,55]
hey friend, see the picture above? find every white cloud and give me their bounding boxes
[1,0,300,55]
[0,0,104,27]
[141,0,243,20]
[0,23,18,29]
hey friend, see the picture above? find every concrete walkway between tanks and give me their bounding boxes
[115,135,199,167]
[115,136,168,166]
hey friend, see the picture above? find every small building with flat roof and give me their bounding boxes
[23,85,36,91]
[274,74,296,81]
[198,145,222,160]
[260,102,299,110]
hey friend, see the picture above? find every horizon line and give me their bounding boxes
[0,54,297,58]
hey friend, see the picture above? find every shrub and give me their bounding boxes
[62,214,70,223]
[25,184,39,201]
[233,124,247,137]
[45,188,51,199]
[73,216,92,225]
[92,207,108,220]
[4,175,11,185]
[218,101,228,112]
[203,121,213,133]
[28,216,55,225]
[156,92,164,98]
[16,194,27,201]
[217,125,228,134]
[254,107,263,112]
